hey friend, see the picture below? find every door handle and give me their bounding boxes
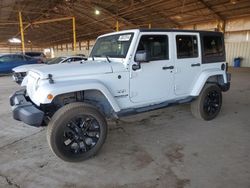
[162,66,174,70]
[191,63,201,67]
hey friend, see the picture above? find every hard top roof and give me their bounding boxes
[138,28,223,34]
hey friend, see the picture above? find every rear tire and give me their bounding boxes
[47,102,107,162]
[191,84,222,121]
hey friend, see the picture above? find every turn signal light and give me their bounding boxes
[47,94,53,100]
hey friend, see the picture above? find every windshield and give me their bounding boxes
[47,57,65,64]
[90,33,134,58]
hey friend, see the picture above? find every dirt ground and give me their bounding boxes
[0,68,249,188]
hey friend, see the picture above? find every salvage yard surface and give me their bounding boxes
[0,68,250,188]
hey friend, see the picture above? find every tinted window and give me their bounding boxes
[176,35,198,59]
[0,55,12,62]
[73,58,83,61]
[25,52,42,57]
[47,57,65,64]
[203,36,223,57]
[23,55,33,61]
[66,58,73,62]
[136,35,168,61]
[12,55,24,61]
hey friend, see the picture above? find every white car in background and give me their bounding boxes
[12,56,87,84]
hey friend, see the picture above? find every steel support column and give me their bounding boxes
[72,17,77,52]
[18,11,25,53]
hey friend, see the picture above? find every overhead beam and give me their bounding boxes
[14,16,73,39]
[118,0,165,17]
[85,1,137,28]
[103,0,180,28]
[13,3,71,38]
[71,4,116,31]
[32,16,73,25]
[0,22,28,25]
[197,0,225,20]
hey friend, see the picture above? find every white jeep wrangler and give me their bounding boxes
[10,29,230,162]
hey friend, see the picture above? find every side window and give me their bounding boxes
[176,35,198,59]
[12,55,24,61]
[65,58,73,63]
[136,35,169,61]
[24,55,32,61]
[73,58,82,61]
[0,55,12,62]
[203,36,223,57]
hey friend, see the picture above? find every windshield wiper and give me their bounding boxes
[91,55,110,63]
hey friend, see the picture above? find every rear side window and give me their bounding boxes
[203,36,223,57]
[136,35,169,61]
[176,35,198,59]
[201,33,225,63]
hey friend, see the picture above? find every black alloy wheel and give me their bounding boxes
[203,90,221,117]
[191,84,222,121]
[62,115,101,155]
[47,102,107,162]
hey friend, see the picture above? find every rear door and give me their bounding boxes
[173,33,201,95]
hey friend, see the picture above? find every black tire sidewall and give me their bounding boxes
[48,103,107,162]
[199,84,222,121]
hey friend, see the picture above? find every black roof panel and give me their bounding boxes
[138,28,223,35]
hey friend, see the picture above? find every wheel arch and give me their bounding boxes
[190,70,226,96]
[36,79,121,115]
[52,89,117,118]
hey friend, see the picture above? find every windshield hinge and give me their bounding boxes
[48,74,54,84]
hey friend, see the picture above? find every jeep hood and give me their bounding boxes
[12,63,46,72]
[29,60,124,79]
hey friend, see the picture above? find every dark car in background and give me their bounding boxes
[24,52,46,63]
[0,54,40,74]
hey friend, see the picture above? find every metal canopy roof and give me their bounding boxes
[0,0,249,47]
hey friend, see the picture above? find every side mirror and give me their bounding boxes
[135,50,149,63]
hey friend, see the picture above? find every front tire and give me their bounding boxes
[47,102,107,162]
[191,84,222,121]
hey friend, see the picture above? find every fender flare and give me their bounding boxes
[190,69,227,96]
[32,79,121,112]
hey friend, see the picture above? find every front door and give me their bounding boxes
[173,33,202,95]
[129,33,174,103]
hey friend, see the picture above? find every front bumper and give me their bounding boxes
[10,89,44,127]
